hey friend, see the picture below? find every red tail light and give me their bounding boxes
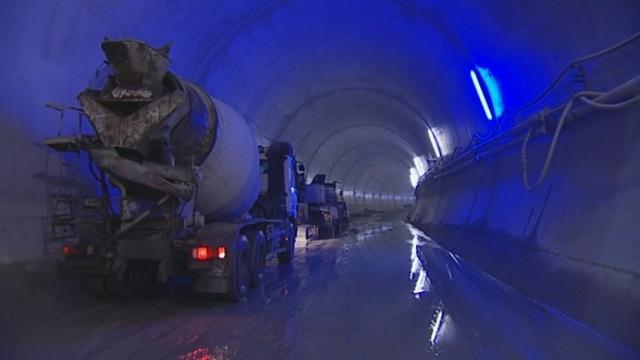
[62,244,78,256]
[193,246,212,261]
[192,245,226,261]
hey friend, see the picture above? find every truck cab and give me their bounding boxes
[252,142,298,221]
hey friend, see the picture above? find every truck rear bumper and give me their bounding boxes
[58,256,112,277]
[193,275,228,294]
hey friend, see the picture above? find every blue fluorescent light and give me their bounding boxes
[476,66,504,117]
[470,69,493,120]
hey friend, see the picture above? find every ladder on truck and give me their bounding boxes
[43,104,96,253]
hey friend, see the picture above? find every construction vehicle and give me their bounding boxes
[45,39,298,301]
[303,174,349,239]
[294,161,318,241]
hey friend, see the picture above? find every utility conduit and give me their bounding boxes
[521,90,640,191]
[417,75,640,193]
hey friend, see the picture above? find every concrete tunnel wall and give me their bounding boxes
[0,0,639,349]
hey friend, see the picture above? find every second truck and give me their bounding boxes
[296,170,349,239]
[46,39,298,301]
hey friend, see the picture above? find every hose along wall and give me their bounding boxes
[409,35,640,351]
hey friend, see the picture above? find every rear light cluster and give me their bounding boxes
[192,245,226,261]
[62,244,78,256]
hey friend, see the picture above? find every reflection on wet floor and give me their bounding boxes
[178,346,232,360]
[1,213,638,359]
[355,223,395,241]
[406,223,639,360]
[409,229,431,298]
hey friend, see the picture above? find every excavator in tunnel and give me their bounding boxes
[44,39,300,301]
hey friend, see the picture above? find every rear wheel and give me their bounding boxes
[247,231,267,287]
[278,221,296,263]
[225,235,250,301]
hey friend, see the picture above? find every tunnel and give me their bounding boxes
[1,1,639,359]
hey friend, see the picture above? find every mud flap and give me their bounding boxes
[193,275,228,294]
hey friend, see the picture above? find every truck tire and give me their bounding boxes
[278,221,296,263]
[225,235,251,301]
[247,230,267,287]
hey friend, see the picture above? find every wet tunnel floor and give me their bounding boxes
[1,213,637,360]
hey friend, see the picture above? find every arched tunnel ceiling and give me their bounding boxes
[1,0,638,206]
[328,142,413,181]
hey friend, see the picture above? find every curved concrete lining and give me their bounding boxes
[0,0,639,352]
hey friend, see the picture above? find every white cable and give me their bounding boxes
[521,91,639,191]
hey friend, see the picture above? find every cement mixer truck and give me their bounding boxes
[45,39,298,301]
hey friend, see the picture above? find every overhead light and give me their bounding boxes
[470,69,493,120]
[476,66,504,118]
[427,129,441,158]
[412,156,428,176]
[409,167,419,188]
